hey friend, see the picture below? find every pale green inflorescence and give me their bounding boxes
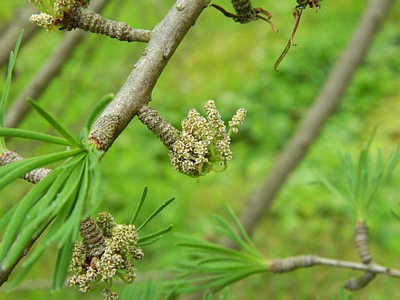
[169,100,247,177]
[102,288,119,300]
[68,212,142,299]
[28,0,89,30]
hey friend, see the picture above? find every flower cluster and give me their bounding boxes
[169,100,246,177]
[28,0,89,30]
[68,212,143,299]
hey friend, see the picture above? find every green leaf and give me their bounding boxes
[6,154,90,289]
[27,98,81,148]
[0,128,72,146]
[0,30,23,150]
[174,206,267,295]
[130,186,148,225]
[137,197,175,232]
[0,167,63,260]
[1,159,84,270]
[316,135,400,221]
[201,288,229,300]
[138,224,173,245]
[52,170,88,289]
[84,151,103,215]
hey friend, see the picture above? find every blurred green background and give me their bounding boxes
[1,0,400,299]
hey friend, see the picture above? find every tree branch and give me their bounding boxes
[89,0,210,151]
[238,0,395,235]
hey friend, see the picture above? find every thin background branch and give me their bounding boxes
[239,0,395,235]
[4,0,110,128]
[0,5,38,68]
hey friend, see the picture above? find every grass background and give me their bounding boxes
[1,0,400,299]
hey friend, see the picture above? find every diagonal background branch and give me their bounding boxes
[0,5,38,68]
[238,0,395,235]
[5,0,110,128]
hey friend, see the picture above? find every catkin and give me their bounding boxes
[60,6,150,42]
[80,216,106,258]
[0,150,51,184]
[354,222,372,264]
[137,105,181,150]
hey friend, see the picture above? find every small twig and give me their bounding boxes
[274,1,320,71]
[59,5,151,43]
[210,0,277,31]
[269,255,400,278]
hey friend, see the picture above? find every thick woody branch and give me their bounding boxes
[89,0,209,151]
